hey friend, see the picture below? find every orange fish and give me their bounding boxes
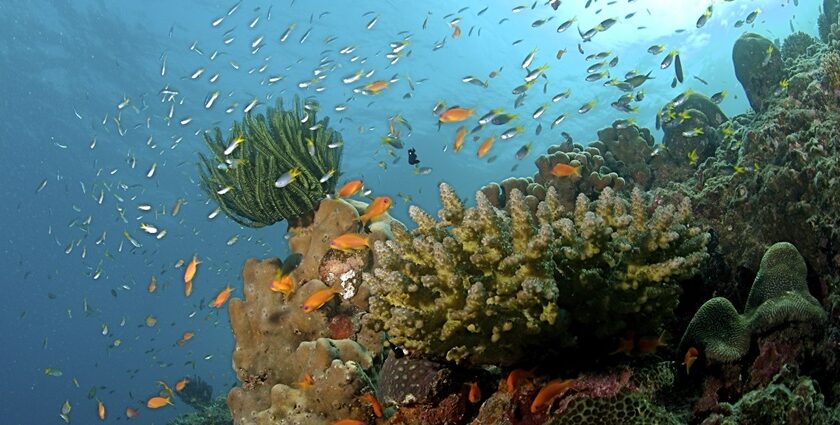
[337,179,364,198]
[506,369,535,393]
[209,286,234,308]
[270,271,295,298]
[177,331,195,347]
[364,80,389,94]
[452,125,467,152]
[359,393,383,418]
[125,407,139,419]
[477,135,496,158]
[467,382,481,403]
[147,276,157,293]
[359,196,392,224]
[296,373,315,390]
[438,107,475,123]
[636,332,667,355]
[302,286,340,313]
[97,400,106,421]
[551,163,581,177]
[610,330,636,355]
[684,346,699,375]
[146,396,173,409]
[452,24,462,39]
[330,233,369,251]
[530,379,576,413]
[184,279,193,297]
[175,378,190,392]
[333,420,365,425]
[183,255,200,283]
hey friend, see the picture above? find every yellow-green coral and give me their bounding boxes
[198,97,343,227]
[366,183,708,365]
[679,242,826,363]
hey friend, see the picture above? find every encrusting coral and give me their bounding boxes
[471,363,680,425]
[700,365,840,425]
[199,96,344,228]
[366,182,708,366]
[679,242,826,364]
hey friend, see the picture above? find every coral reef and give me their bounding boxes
[289,198,396,283]
[700,366,840,425]
[481,139,628,213]
[661,37,840,291]
[226,260,374,424]
[733,33,785,112]
[199,97,344,228]
[223,187,399,425]
[822,50,840,93]
[367,182,707,366]
[177,376,214,410]
[820,0,840,43]
[656,92,727,171]
[679,243,826,364]
[169,396,233,425]
[471,363,680,425]
[781,32,818,65]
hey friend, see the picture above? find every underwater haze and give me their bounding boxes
[2,0,835,424]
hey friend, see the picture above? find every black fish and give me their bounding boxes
[674,53,684,83]
[408,148,420,165]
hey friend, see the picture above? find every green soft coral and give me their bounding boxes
[679,242,826,363]
[366,183,708,365]
[198,96,343,228]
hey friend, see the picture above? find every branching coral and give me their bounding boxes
[366,182,708,365]
[679,242,826,364]
[199,96,343,228]
[782,32,818,64]
[367,182,567,366]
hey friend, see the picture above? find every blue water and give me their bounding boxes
[0,0,817,424]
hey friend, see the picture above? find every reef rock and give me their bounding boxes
[733,33,784,112]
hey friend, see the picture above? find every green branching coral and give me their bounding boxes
[198,97,343,227]
[679,242,826,363]
[555,188,708,340]
[366,183,708,365]
[367,183,568,366]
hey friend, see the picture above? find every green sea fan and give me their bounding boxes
[198,96,343,228]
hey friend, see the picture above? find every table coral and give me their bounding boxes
[679,242,826,364]
[366,182,707,366]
